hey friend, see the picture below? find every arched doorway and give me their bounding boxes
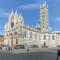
[44,42,48,48]
[44,42,46,47]
[42,42,48,48]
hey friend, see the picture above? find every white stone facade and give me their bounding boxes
[4,3,60,48]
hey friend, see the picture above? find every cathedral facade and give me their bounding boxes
[4,3,60,48]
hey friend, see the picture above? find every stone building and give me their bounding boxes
[4,3,60,48]
[0,35,4,45]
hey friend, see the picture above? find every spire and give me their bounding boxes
[14,9,18,16]
[18,13,24,24]
[8,9,14,21]
[11,9,14,15]
[42,2,46,7]
[19,13,23,20]
[10,9,14,18]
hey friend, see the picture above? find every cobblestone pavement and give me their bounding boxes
[0,51,58,60]
[0,48,60,60]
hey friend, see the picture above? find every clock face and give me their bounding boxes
[11,22,14,28]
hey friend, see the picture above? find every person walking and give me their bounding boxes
[27,47,29,53]
[56,50,60,60]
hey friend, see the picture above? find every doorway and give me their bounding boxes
[42,42,48,48]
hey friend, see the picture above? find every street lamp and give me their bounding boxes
[26,41,30,53]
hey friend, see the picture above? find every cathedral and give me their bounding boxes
[4,3,60,48]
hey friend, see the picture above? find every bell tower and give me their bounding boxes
[40,3,49,33]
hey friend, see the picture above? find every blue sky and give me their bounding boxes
[0,0,60,35]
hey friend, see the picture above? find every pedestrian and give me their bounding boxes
[27,48,29,52]
[6,47,7,51]
[56,50,60,60]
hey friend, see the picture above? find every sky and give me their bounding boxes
[0,0,60,35]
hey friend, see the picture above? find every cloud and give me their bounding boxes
[18,4,40,10]
[49,27,52,31]
[54,31,60,32]
[56,17,60,21]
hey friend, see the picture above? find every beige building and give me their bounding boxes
[4,3,60,48]
[0,35,4,45]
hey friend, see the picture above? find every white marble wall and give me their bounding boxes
[57,34,60,46]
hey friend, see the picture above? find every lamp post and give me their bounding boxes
[26,41,30,53]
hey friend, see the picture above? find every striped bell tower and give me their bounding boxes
[40,2,49,33]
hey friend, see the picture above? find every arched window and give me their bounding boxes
[10,33,13,35]
[24,30,27,38]
[11,22,14,28]
[11,38,13,45]
[30,32,32,38]
[44,35,46,40]
[14,32,17,35]
[16,39,18,44]
[35,34,37,39]
[52,35,54,40]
